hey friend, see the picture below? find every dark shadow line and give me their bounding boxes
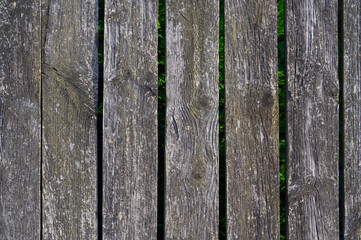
[97,0,104,239]
[40,0,43,237]
[338,0,344,238]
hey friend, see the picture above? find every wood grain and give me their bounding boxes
[0,1,41,239]
[344,1,361,239]
[286,0,339,239]
[165,0,219,238]
[41,0,98,238]
[224,0,279,238]
[102,0,158,239]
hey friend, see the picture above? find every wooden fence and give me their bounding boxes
[0,0,359,239]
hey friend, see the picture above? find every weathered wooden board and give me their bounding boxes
[225,0,279,238]
[344,1,361,239]
[41,0,98,238]
[286,0,339,239]
[102,0,158,239]
[0,1,41,239]
[165,0,219,238]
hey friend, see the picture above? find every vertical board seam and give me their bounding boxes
[338,0,345,238]
[97,0,104,238]
[40,0,43,238]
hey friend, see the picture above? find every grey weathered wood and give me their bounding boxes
[224,0,279,238]
[344,1,361,239]
[286,0,339,239]
[41,0,98,238]
[165,0,219,238]
[0,1,41,239]
[102,0,158,239]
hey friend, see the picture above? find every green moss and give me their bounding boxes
[278,0,286,238]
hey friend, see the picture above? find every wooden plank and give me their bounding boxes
[225,1,279,238]
[344,1,361,238]
[165,0,219,238]
[102,0,158,239]
[0,1,41,238]
[41,0,98,238]
[286,0,339,239]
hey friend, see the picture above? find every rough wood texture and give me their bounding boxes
[224,1,279,238]
[41,0,98,238]
[0,1,41,239]
[165,0,219,238]
[344,1,361,239]
[103,1,158,239]
[286,0,339,239]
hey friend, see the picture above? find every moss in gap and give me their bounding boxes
[277,0,286,239]
[157,0,166,238]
